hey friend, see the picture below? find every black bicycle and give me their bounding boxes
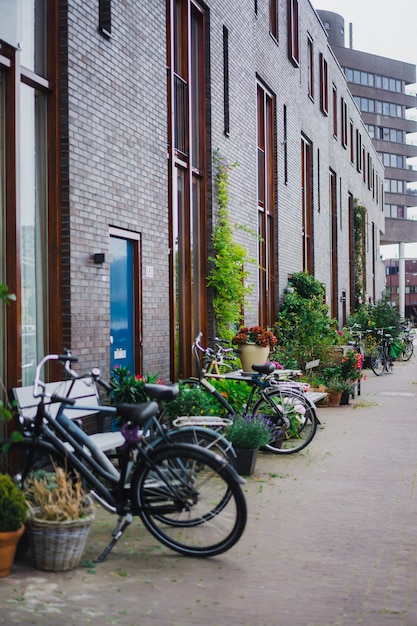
[370,328,395,375]
[0,353,247,560]
[177,333,318,455]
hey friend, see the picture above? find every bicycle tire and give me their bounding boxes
[152,426,236,466]
[0,439,67,486]
[370,345,385,375]
[132,443,247,557]
[251,389,317,454]
[401,340,414,361]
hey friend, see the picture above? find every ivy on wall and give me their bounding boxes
[353,201,367,308]
[206,150,251,340]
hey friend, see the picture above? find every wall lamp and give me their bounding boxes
[92,253,113,265]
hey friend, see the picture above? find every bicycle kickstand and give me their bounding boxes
[94,513,133,563]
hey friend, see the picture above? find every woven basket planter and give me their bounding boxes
[27,511,94,572]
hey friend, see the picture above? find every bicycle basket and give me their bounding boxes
[389,341,404,359]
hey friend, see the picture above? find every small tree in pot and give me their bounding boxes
[0,474,27,577]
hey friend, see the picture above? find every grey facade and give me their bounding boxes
[0,0,385,388]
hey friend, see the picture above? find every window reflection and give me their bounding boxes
[20,84,46,384]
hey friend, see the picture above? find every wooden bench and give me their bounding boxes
[9,379,125,453]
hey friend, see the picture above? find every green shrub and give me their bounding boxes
[0,474,27,532]
[274,271,339,368]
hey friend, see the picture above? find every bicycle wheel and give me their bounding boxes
[251,389,317,454]
[153,426,236,465]
[0,439,67,486]
[402,340,414,361]
[370,345,385,375]
[132,443,247,557]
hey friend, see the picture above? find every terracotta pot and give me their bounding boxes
[238,344,270,373]
[328,391,343,407]
[0,525,25,578]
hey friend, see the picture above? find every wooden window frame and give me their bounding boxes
[288,0,299,66]
[269,0,279,41]
[332,84,337,138]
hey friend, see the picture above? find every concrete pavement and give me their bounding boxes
[1,354,417,625]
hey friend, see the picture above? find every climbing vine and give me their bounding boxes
[207,150,252,340]
[353,201,367,308]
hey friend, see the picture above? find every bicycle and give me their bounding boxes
[0,353,247,561]
[177,333,318,455]
[346,324,366,396]
[399,321,414,361]
[370,328,395,375]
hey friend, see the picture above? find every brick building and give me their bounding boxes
[0,0,384,390]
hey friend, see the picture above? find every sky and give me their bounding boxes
[312,0,417,259]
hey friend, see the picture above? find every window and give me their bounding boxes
[167,0,208,378]
[288,0,299,66]
[0,1,60,388]
[99,0,112,37]
[341,98,348,148]
[349,120,354,164]
[356,130,362,173]
[301,137,313,273]
[332,84,337,137]
[384,179,405,193]
[257,82,276,327]
[223,26,229,136]
[269,0,278,40]
[307,34,314,100]
[319,53,328,115]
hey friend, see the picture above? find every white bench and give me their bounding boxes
[10,379,124,453]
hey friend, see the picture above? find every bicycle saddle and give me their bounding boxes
[251,363,276,375]
[116,401,159,426]
[144,383,179,402]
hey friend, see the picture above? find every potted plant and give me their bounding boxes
[324,375,346,407]
[25,467,95,571]
[109,366,160,430]
[226,415,273,475]
[232,326,277,373]
[0,474,27,577]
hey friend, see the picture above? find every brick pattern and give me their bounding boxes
[60,0,384,380]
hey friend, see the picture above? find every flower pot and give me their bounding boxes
[238,344,270,373]
[27,512,94,571]
[340,390,351,405]
[0,525,25,578]
[328,391,343,407]
[234,448,259,476]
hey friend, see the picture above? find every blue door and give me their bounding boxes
[110,237,135,372]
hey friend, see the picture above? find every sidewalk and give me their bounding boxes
[1,356,417,625]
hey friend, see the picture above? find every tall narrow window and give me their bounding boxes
[223,26,229,136]
[332,84,337,137]
[341,98,348,148]
[269,0,278,40]
[167,0,207,378]
[257,83,276,327]
[356,130,362,172]
[329,170,338,319]
[349,119,354,163]
[99,0,112,37]
[301,137,313,274]
[307,34,314,100]
[283,104,288,184]
[319,53,328,115]
[288,0,299,66]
